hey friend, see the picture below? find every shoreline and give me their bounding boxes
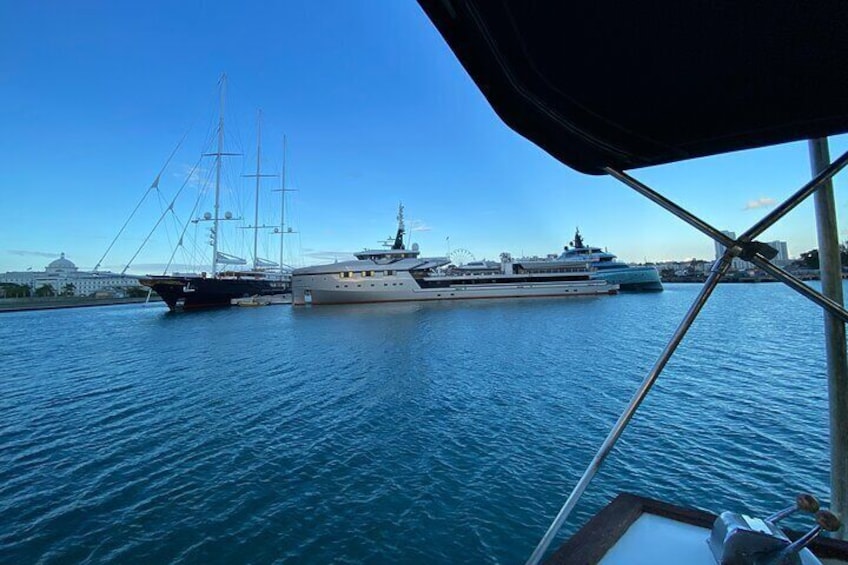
[661,276,823,284]
[0,296,164,313]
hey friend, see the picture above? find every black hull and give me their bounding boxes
[139,275,290,311]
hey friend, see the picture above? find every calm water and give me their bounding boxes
[0,283,835,564]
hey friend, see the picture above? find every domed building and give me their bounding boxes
[0,253,142,297]
[46,253,79,274]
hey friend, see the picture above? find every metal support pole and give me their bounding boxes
[525,257,731,565]
[524,161,848,560]
[607,165,848,324]
[603,167,736,247]
[749,255,848,324]
[809,137,848,540]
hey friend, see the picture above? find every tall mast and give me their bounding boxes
[212,73,227,277]
[252,110,263,271]
[280,135,287,276]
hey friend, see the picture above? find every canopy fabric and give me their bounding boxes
[417,1,848,175]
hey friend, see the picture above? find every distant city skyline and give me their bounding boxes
[2,2,846,274]
[2,233,802,277]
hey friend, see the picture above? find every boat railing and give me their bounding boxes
[525,148,848,564]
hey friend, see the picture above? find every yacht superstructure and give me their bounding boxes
[291,205,618,305]
[556,229,663,291]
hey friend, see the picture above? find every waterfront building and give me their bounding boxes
[766,240,790,266]
[714,230,755,271]
[713,230,735,261]
[0,254,142,297]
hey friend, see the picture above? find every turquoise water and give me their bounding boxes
[0,283,834,563]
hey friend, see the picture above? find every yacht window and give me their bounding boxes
[386,270,394,276]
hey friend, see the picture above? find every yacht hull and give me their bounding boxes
[593,266,663,292]
[293,275,616,305]
[139,275,290,311]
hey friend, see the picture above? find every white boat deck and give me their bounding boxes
[599,513,716,565]
[599,513,845,565]
[548,494,848,565]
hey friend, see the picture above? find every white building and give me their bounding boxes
[767,240,790,265]
[0,253,142,297]
[714,230,758,271]
[714,230,736,262]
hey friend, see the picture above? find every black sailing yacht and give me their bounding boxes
[140,77,291,311]
[140,270,289,311]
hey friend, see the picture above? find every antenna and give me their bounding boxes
[392,202,406,250]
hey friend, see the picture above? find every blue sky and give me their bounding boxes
[2,1,846,274]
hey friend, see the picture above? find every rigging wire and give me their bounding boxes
[161,164,215,275]
[156,186,178,258]
[93,131,188,271]
[121,155,204,275]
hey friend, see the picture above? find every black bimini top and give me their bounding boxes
[417,1,848,175]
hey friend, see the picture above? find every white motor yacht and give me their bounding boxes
[291,205,618,305]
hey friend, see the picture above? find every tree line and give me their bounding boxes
[0,283,149,299]
[0,283,76,297]
[795,243,848,270]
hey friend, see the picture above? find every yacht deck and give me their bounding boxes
[549,494,848,565]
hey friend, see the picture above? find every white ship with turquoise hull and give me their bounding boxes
[557,229,663,292]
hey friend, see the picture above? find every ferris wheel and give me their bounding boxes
[449,248,475,266]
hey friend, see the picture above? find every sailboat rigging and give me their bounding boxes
[241,109,282,272]
[137,74,292,311]
[275,135,298,277]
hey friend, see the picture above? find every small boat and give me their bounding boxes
[232,295,272,307]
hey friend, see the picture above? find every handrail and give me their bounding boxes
[526,257,730,565]
[528,156,848,561]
